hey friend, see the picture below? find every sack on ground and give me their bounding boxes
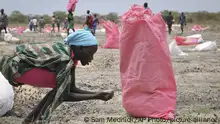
[0,72,14,117]
[120,4,176,120]
[101,20,119,49]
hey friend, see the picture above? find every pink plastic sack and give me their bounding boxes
[120,5,176,120]
[101,20,119,49]
[67,0,78,12]
[175,36,199,45]
[192,25,209,31]
[14,52,78,88]
[17,26,23,35]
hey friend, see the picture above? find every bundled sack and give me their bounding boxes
[192,25,209,31]
[0,72,14,117]
[120,5,176,120]
[4,33,20,42]
[169,40,188,56]
[175,34,203,46]
[193,41,217,51]
[67,0,78,12]
[101,20,120,49]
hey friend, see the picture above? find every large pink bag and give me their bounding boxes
[67,0,78,12]
[120,5,176,120]
[101,20,119,49]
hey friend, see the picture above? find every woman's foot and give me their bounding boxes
[3,110,22,117]
[96,91,114,101]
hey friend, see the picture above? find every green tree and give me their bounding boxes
[106,12,119,23]
[42,14,52,24]
[9,11,28,24]
[53,11,67,21]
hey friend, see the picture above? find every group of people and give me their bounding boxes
[28,17,45,32]
[27,10,100,36]
[67,10,100,36]
[83,10,100,36]
[165,12,187,34]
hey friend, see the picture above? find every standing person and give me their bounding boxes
[166,12,174,35]
[93,14,99,36]
[38,17,45,33]
[51,16,56,33]
[0,9,8,35]
[67,11,75,36]
[56,17,61,32]
[28,19,34,31]
[63,18,68,31]
[32,17,38,32]
[179,12,186,34]
[84,10,94,35]
[144,2,149,9]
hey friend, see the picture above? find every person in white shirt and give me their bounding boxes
[32,18,38,31]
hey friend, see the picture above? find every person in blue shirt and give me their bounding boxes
[93,14,99,36]
[179,12,186,34]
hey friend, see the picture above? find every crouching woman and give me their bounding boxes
[0,29,114,124]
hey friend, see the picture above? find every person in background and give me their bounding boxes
[56,16,61,32]
[38,17,45,33]
[51,15,56,33]
[32,17,38,32]
[84,10,94,35]
[166,12,174,35]
[28,19,34,31]
[144,2,149,9]
[63,18,68,31]
[179,12,186,34]
[67,11,75,36]
[93,14,99,36]
[0,9,8,35]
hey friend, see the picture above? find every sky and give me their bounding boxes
[1,0,220,16]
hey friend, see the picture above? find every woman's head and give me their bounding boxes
[71,45,98,66]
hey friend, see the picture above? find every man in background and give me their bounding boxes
[63,18,68,31]
[56,16,61,32]
[166,12,174,35]
[38,17,45,33]
[0,9,8,35]
[32,17,38,31]
[84,10,94,35]
[67,11,75,35]
[144,2,149,9]
[51,15,56,33]
[179,12,186,34]
[93,14,99,36]
[28,19,34,31]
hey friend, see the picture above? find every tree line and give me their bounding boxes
[7,10,220,25]
[8,11,119,25]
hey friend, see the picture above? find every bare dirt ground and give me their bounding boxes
[0,26,220,124]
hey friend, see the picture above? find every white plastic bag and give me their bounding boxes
[4,33,20,42]
[3,33,13,41]
[23,29,31,33]
[186,34,204,43]
[169,40,188,56]
[193,41,217,51]
[0,72,14,117]
[60,33,67,38]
